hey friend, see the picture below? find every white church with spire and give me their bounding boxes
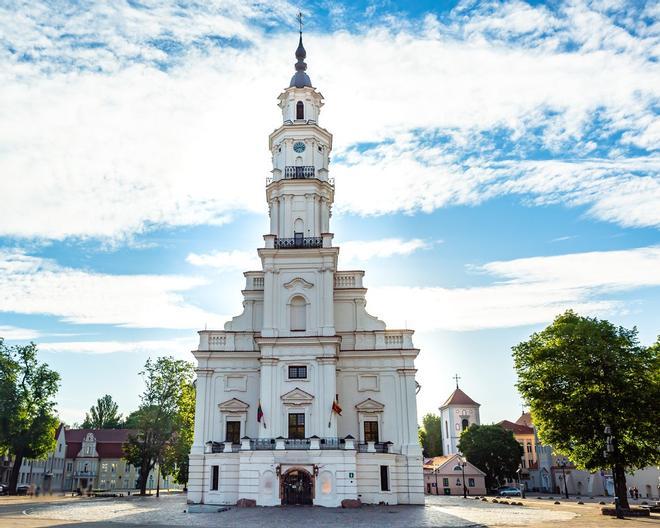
[187,31,424,507]
[439,376,481,456]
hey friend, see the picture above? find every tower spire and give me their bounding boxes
[290,11,312,88]
[453,373,461,389]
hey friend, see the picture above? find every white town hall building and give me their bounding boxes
[187,33,424,508]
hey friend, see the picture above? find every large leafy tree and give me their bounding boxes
[513,311,659,510]
[123,357,195,495]
[0,340,60,494]
[458,424,523,489]
[419,413,443,457]
[161,378,195,489]
[81,394,123,429]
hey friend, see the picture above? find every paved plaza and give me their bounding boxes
[1,493,658,528]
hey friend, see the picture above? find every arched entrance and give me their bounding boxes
[281,469,313,505]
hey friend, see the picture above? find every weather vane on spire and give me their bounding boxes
[297,11,303,35]
[453,373,461,389]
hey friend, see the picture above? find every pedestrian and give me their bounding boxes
[629,487,634,498]
[634,487,639,500]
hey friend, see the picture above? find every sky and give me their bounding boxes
[0,0,659,428]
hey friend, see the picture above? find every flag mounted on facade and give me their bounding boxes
[332,400,342,416]
[257,401,266,428]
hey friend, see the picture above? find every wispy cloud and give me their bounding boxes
[0,1,657,240]
[0,325,41,340]
[339,238,433,264]
[368,246,660,331]
[39,337,196,357]
[186,249,260,272]
[0,250,225,329]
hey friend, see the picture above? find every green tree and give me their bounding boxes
[0,340,60,494]
[419,413,443,457]
[81,394,123,429]
[458,424,523,489]
[123,357,195,495]
[161,378,195,489]
[513,311,660,510]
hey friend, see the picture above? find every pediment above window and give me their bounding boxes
[283,277,314,289]
[218,398,250,413]
[355,398,385,413]
[281,387,314,405]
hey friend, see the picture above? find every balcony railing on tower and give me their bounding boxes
[274,236,323,249]
[285,166,315,179]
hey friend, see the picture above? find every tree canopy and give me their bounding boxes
[0,340,60,493]
[512,310,660,509]
[123,356,195,495]
[458,424,523,489]
[82,394,123,429]
[419,413,443,457]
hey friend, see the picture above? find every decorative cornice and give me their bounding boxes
[284,277,314,289]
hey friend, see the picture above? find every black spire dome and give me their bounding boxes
[289,14,312,88]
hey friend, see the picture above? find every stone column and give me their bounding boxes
[321,198,330,233]
[305,194,314,236]
[318,357,337,437]
[262,265,274,336]
[188,368,213,504]
[258,357,279,438]
[322,268,335,336]
[270,198,279,235]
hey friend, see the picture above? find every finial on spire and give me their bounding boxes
[289,11,312,88]
[453,373,461,389]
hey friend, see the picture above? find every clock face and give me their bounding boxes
[293,141,306,153]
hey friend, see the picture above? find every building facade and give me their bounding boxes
[423,454,487,496]
[14,425,67,492]
[502,413,660,499]
[439,385,480,456]
[61,429,171,492]
[187,33,424,507]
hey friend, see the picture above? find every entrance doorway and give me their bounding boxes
[281,469,313,505]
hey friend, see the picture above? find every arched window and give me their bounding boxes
[294,218,304,244]
[462,418,469,431]
[290,296,306,331]
[296,101,304,120]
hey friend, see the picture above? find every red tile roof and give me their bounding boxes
[516,412,533,427]
[499,420,534,435]
[64,429,137,459]
[441,388,480,407]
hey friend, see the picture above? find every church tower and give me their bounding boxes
[439,377,481,456]
[187,29,424,508]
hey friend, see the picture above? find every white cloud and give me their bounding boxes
[339,238,432,264]
[367,246,660,331]
[39,337,196,358]
[0,1,657,240]
[186,249,260,272]
[0,326,41,340]
[0,250,225,329]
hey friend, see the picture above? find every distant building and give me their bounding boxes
[439,383,480,456]
[501,413,660,499]
[423,454,487,496]
[15,424,67,492]
[62,429,173,492]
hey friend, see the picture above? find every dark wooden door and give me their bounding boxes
[282,470,312,505]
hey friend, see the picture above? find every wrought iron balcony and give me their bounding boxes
[275,237,322,249]
[206,437,393,453]
[285,166,315,179]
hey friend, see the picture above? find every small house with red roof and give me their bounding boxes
[423,453,487,496]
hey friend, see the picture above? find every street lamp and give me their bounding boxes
[604,425,623,519]
[456,457,467,498]
[557,457,569,499]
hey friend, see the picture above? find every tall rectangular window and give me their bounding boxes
[288,365,307,379]
[211,465,219,491]
[364,421,379,443]
[380,465,389,491]
[468,478,475,487]
[288,413,305,439]
[226,421,241,444]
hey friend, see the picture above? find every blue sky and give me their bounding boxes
[0,0,659,426]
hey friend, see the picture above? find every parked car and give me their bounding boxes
[497,486,522,497]
[0,484,6,495]
[16,484,30,495]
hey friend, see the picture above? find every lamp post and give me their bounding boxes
[604,425,623,519]
[457,457,467,498]
[557,457,569,499]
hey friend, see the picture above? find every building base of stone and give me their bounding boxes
[187,450,424,507]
